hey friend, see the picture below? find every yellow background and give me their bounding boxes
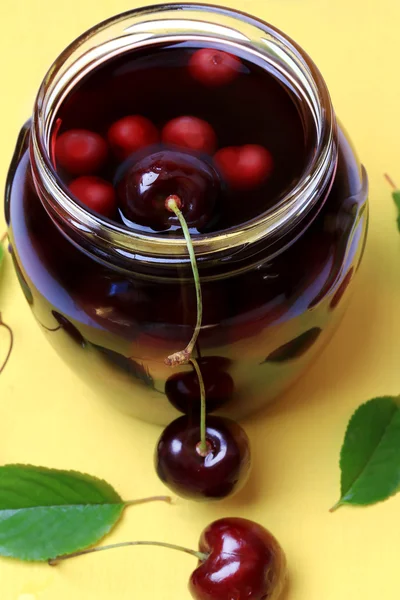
[0,1,400,599]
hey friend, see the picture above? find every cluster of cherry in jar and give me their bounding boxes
[54,48,274,233]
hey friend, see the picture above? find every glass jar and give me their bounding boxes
[4,4,368,425]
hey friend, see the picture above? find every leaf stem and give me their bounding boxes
[1,232,8,245]
[329,500,342,513]
[124,495,172,507]
[164,195,202,367]
[190,358,207,455]
[49,540,208,566]
[0,314,14,375]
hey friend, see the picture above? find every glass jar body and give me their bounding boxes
[6,123,368,424]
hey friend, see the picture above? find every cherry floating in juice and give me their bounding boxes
[51,44,306,233]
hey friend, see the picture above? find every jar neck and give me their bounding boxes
[30,3,338,270]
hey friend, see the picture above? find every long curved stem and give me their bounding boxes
[190,358,207,455]
[164,195,202,366]
[49,540,208,566]
[0,315,13,375]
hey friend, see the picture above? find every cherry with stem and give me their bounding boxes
[164,194,208,454]
[48,517,287,600]
[156,197,251,500]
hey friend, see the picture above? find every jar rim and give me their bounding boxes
[30,2,337,262]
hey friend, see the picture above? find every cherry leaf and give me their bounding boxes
[0,465,125,561]
[332,397,400,511]
[392,190,400,233]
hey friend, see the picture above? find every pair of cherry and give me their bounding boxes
[156,355,252,501]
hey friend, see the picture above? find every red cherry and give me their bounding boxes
[116,148,220,231]
[69,176,116,218]
[162,117,217,155]
[155,415,251,501]
[215,145,274,190]
[107,115,159,159]
[50,517,287,600]
[190,517,287,600]
[55,129,108,175]
[165,357,234,414]
[189,49,242,86]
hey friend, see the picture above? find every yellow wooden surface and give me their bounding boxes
[0,1,399,599]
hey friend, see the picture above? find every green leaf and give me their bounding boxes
[0,465,125,561]
[0,242,4,271]
[392,190,400,232]
[332,397,400,510]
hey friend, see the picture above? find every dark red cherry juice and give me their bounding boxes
[7,41,368,424]
[53,42,307,233]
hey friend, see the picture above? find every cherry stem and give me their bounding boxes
[48,540,208,566]
[41,324,62,332]
[124,495,172,507]
[190,358,208,455]
[384,173,398,190]
[0,314,14,375]
[164,195,202,367]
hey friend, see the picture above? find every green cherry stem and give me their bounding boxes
[49,540,208,566]
[190,357,208,455]
[164,195,203,367]
[0,313,14,375]
[164,196,209,453]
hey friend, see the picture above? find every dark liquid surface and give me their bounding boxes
[55,42,307,233]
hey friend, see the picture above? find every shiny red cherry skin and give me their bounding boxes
[189,49,242,86]
[155,415,251,501]
[55,129,108,174]
[162,116,217,155]
[69,176,116,218]
[108,115,159,159]
[116,147,221,231]
[165,357,234,414]
[215,144,274,190]
[189,517,287,600]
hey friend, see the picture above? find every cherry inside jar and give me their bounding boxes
[5,5,368,424]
